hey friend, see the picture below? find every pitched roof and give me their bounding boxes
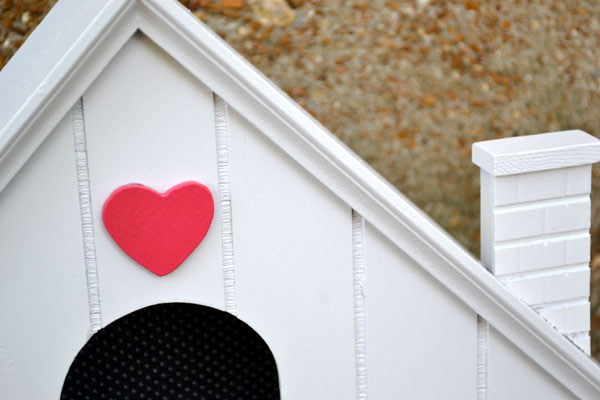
[1,0,599,396]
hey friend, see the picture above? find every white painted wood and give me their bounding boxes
[0,0,107,132]
[352,211,367,400]
[566,166,592,196]
[82,32,224,325]
[493,196,590,242]
[71,98,102,333]
[2,0,600,396]
[477,132,596,355]
[364,222,477,399]
[473,130,600,176]
[214,95,237,316]
[494,232,590,275]
[504,266,589,305]
[481,171,592,277]
[492,165,591,206]
[480,170,495,272]
[228,107,355,400]
[488,327,577,400]
[135,3,600,394]
[0,114,89,399]
[539,302,590,335]
[0,0,137,193]
[571,335,591,355]
[477,316,489,400]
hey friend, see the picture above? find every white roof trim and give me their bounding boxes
[1,0,599,396]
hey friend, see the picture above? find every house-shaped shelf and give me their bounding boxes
[1,0,599,399]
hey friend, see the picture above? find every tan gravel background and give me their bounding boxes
[3,0,600,358]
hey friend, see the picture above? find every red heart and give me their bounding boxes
[102,182,214,276]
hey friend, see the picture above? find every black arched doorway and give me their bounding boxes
[61,303,280,399]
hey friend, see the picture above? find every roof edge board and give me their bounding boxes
[138,1,600,395]
[0,0,136,192]
[0,0,598,396]
[0,0,107,129]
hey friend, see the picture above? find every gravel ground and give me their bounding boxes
[3,0,600,357]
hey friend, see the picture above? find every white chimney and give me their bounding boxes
[473,130,600,355]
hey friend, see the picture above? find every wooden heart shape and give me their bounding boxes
[102,182,214,276]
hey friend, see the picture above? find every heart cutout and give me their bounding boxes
[102,181,214,276]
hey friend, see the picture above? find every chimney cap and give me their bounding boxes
[472,130,600,176]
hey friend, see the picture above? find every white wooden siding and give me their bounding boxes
[0,114,90,399]
[82,33,225,325]
[365,222,478,399]
[228,107,356,400]
[1,10,595,397]
[488,326,576,399]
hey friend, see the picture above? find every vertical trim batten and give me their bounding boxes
[214,94,237,316]
[71,97,102,334]
[477,315,489,400]
[352,210,368,399]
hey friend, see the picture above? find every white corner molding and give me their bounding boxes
[477,315,488,400]
[214,94,237,316]
[474,130,600,355]
[352,210,367,400]
[71,97,103,335]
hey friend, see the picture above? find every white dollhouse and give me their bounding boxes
[1,0,600,398]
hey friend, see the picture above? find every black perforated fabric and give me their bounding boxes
[61,303,280,400]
